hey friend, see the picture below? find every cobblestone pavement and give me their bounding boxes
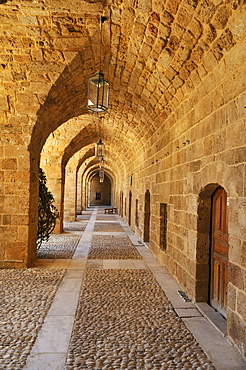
[94,222,125,233]
[37,234,80,259]
[0,269,65,370]
[96,215,118,221]
[88,235,143,260]
[9,208,246,370]
[65,269,215,370]
[64,221,87,232]
[77,215,91,220]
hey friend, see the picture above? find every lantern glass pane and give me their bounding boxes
[99,169,104,182]
[95,141,104,157]
[87,72,110,113]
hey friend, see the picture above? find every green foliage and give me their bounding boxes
[37,168,59,249]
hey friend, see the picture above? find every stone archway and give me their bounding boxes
[89,173,111,206]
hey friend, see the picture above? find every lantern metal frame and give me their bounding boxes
[100,157,104,169]
[87,71,109,113]
[87,16,109,114]
[95,139,104,158]
[99,168,104,183]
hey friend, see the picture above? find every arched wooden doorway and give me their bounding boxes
[210,186,229,318]
[144,190,150,242]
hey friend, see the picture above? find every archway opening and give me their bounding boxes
[89,173,111,206]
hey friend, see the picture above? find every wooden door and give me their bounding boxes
[210,187,229,317]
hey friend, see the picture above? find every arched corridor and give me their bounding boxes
[1,0,246,362]
[2,207,244,369]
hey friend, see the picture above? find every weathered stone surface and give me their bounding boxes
[37,234,80,259]
[88,235,143,260]
[0,0,245,359]
[0,268,65,369]
[65,269,215,370]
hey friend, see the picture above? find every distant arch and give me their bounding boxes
[89,173,111,206]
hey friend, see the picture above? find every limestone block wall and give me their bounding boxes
[122,35,246,360]
[0,0,104,267]
[0,0,245,360]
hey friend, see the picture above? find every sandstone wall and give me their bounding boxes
[123,27,246,360]
[0,0,245,359]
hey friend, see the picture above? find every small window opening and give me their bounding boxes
[135,199,139,227]
[96,192,101,200]
[160,203,167,250]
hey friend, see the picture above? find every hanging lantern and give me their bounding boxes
[100,157,104,169]
[87,71,109,113]
[99,169,104,183]
[95,139,104,158]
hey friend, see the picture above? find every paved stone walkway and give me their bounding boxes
[37,234,81,259]
[3,207,245,370]
[88,235,143,260]
[65,269,215,370]
[1,269,65,369]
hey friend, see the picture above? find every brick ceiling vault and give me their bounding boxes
[1,0,241,165]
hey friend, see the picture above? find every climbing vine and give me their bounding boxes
[37,168,59,249]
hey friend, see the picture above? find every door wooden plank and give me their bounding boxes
[210,187,229,318]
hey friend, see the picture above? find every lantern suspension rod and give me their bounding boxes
[87,16,109,113]
[99,15,107,72]
[96,16,106,112]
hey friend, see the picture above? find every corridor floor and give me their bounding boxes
[2,208,246,370]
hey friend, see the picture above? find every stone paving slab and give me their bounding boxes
[0,268,65,370]
[183,317,246,370]
[65,269,215,370]
[37,234,80,259]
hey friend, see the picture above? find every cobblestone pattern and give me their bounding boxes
[94,222,125,233]
[65,270,215,370]
[96,215,118,221]
[88,235,143,260]
[64,221,87,232]
[37,234,80,259]
[77,215,91,220]
[1,268,65,370]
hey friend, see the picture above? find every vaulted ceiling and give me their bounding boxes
[1,0,242,172]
